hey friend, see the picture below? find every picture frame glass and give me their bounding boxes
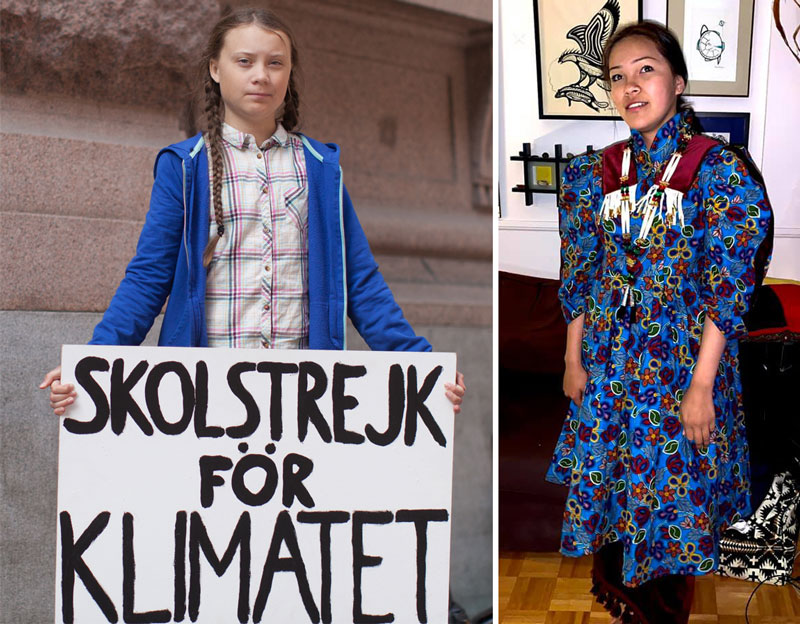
[528,161,557,192]
[695,112,750,147]
[684,2,741,83]
[534,0,642,119]
[667,0,754,96]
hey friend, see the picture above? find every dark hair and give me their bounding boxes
[602,20,691,114]
[200,7,302,268]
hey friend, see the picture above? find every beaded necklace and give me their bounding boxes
[601,124,694,241]
[604,124,695,316]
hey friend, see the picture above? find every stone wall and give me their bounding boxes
[0,0,492,620]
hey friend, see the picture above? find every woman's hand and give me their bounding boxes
[680,319,725,448]
[563,360,588,405]
[680,381,715,448]
[563,313,587,405]
[445,371,466,414]
[39,366,76,416]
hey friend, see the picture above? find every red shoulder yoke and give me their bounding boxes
[602,134,720,196]
[601,140,634,196]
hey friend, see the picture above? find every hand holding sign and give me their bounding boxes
[40,365,77,416]
[445,371,466,414]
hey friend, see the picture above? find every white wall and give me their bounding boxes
[498,0,800,281]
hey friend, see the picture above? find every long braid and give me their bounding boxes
[202,72,225,269]
[282,73,301,131]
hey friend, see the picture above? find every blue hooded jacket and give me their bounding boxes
[90,133,431,352]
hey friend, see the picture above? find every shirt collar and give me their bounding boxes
[630,110,687,165]
[221,122,290,150]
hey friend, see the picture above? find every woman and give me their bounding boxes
[546,21,772,624]
[40,7,465,413]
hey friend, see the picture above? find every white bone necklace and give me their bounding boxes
[600,130,693,240]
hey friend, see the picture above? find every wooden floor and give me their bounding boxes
[499,551,800,623]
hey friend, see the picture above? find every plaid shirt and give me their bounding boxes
[205,122,309,349]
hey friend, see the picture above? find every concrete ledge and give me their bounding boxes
[0,94,185,147]
[1,210,490,311]
[360,207,491,259]
[375,255,492,286]
[388,282,491,326]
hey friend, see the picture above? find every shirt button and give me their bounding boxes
[262,339,270,348]
[265,265,271,272]
[257,152,263,159]
[264,302,271,311]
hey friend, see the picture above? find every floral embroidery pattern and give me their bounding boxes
[546,111,772,587]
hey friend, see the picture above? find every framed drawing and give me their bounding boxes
[695,112,750,148]
[533,0,643,120]
[667,0,755,96]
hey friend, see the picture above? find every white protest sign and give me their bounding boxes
[55,345,456,624]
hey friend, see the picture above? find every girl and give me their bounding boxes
[41,7,465,413]
[545,21,772,624]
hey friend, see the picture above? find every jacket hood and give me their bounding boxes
[154,134,205,176]
[297,134,341,166]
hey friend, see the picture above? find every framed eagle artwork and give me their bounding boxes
[533,0,643,119]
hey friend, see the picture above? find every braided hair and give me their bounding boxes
[199,7,302,268]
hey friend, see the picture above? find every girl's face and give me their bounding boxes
[209,24,292,138]
[607,36,685,148]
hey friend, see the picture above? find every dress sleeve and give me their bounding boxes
[697,147,773,341]
[558,154,604,322]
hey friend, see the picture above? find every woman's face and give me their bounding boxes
[209,24,292,137]
[607,36,685,147]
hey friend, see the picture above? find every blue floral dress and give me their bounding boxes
[545,111,773,587]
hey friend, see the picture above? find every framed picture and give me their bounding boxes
[530,161,558,192]
[695,112,750,148]
[533,0,643,120]
[510,143,576,204]
[667,0,755,96]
